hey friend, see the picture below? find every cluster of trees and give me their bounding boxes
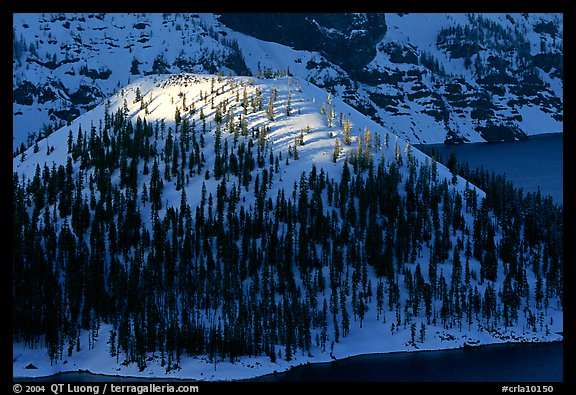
[435,149,562,302]
[13,29,29,66]
[437,14,530,60]
[419,51,447,77]
[436,13,562,79]
[13,76,562,371]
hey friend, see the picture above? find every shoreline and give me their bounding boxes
[248,337,564,382]
[14,335,563,382]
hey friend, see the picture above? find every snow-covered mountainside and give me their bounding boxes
[13,13,563,154]
[13,73,563,380]
[222,13,563,144]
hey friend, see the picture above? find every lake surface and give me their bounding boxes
[254,341,563,382]
[15,341,563,382]
[414,133,563,205]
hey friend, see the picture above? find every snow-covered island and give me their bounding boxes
[13,12,563,382]
[13,73,563,381]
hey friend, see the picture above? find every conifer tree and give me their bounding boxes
[267,96,275,121]
[333,139,341,163]
[343,118,352,145]
[286,91,292,116]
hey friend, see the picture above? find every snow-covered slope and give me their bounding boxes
[15,72,474,227]
[14,73,404,192]
[13,73,563,380]
[377,13,563,142]
[13,13,563,153]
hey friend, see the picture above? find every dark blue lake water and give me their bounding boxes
[254,341,563,382]
[414,133,563,205]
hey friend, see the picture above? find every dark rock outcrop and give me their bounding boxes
[217,13,387,72]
